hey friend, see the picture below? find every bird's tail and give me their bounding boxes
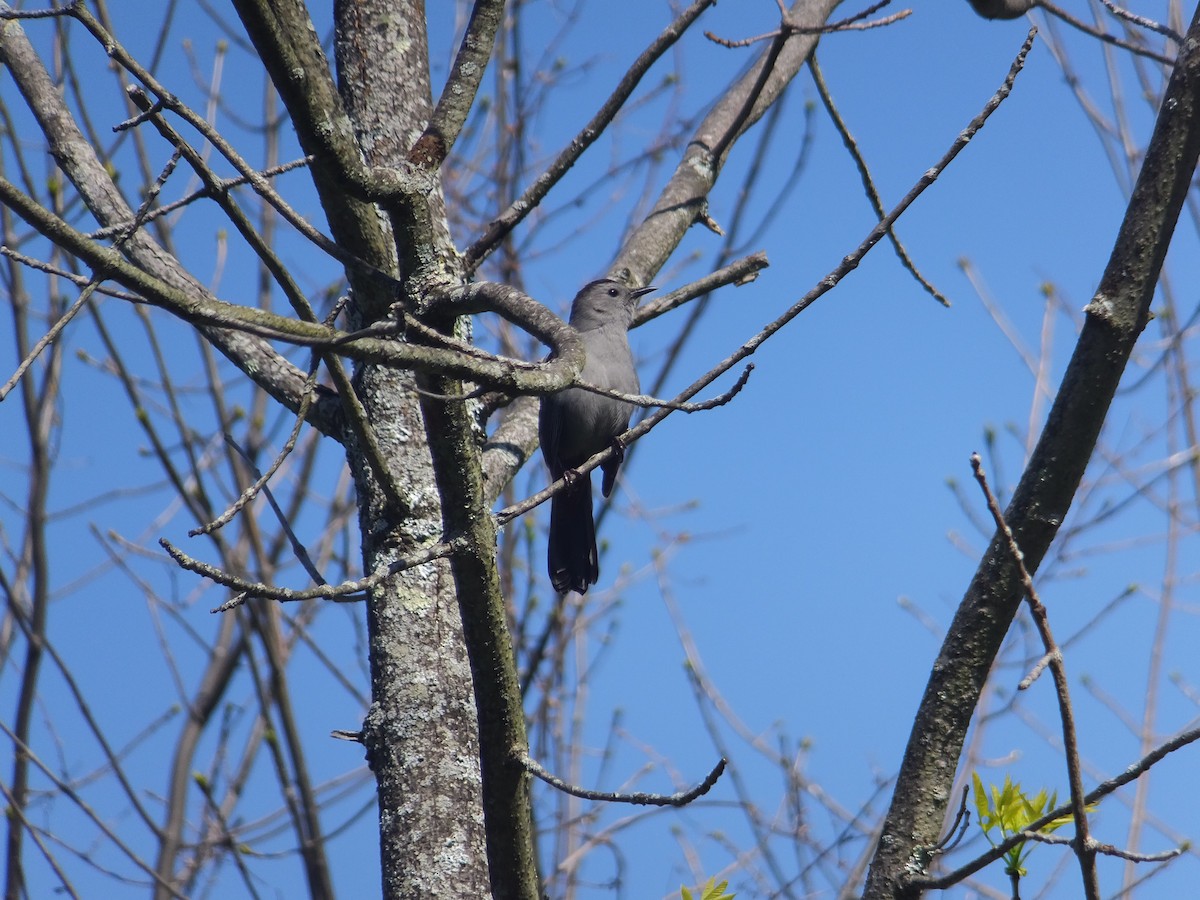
[547,479,597,595]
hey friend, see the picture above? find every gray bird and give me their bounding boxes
[540,279,654,595]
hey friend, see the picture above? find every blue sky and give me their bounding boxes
[3,2,1199,898]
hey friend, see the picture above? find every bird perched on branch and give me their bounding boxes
[539,278,654,595]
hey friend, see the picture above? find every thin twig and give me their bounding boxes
[518,752,726,807]
[85,157,313,240]
[1016,829,1183,863]
[0,247,142,300]
[193,777,264,900]
[0,722,189,899]
[632,252,769,325]
[705,0,910,47]
[0,289,95,402]
[0,777,81,900]
[493,365,752,527]
[971,453,1099,899]
[159,536,465,610]
[0,147,182,401]
[1097,0,1183,43]
[1018,648,1059,689]
[1039,1,1174,66]
[464,0,717,271]
[930,786,972,854]
[572,364,754,412]
[492,363,752,529]
[64,5,398,289]
[810,53,949,306]
[0,1,81,19]
[192,377,320,537]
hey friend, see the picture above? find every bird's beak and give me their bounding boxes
[632,286,656,299]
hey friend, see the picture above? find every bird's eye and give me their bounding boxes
[607,287,619,297]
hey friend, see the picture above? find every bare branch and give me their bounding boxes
[611,0,841,284]
[85,158,314,240]
[809,53,950,306]
[633,252,770,325]
[971,453,1098,899]
[0,144,182,401]
[157,537,465,609]
[915,722,1200,890]
[1039,1,1174,66]
[0,723,189,899]
[410,0,504,169]
[0,22,350,436]
[1098,0,1184,43]
[0,175,585,390]
[463,0,718,271]
[572,363,754,413]
[0,1,81,19]
[866,8,1200,892]
[705,0,911,46]
[518,752,727,807]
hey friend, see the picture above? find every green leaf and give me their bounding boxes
[682,877,735,900]
[972,773,993,838]
[973,773,1098,888]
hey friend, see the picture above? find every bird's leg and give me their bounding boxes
[600,438,628,498]
[608,435,627,465]
[562,468,582,486]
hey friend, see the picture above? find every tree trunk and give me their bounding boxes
[331,1,493,896]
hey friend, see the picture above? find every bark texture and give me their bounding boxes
[331,2,494,896]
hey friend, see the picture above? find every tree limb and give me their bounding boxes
[864,7,1200,896]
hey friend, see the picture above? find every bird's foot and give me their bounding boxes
[609,436,627,464]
